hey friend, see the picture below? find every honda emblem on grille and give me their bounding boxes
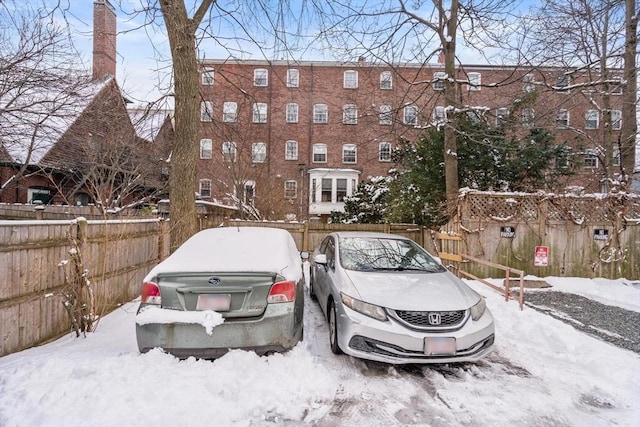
[207,277,221,285]
[428,313,441,325]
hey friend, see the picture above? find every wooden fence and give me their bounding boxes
[0,218,169,357]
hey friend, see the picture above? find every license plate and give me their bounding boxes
[196,294,231,311]
[424,337,456,356]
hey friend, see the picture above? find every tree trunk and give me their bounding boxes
[621,0,638,183]
[443,0,460,213]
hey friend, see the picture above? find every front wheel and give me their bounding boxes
[328,300,342,354]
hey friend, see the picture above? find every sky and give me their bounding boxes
[0,267,638,426]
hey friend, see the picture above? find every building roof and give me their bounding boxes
[128,106,173,143]
[0,76,112,165]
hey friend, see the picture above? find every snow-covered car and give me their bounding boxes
[136,226,306,358]
[310,232,495,364]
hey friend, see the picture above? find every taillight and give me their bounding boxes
[267,281,296,303]
[141,281,161,305]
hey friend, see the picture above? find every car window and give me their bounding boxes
[326,238,336,270]
[339,237,445,272]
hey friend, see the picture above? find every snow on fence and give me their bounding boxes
[0,218,169,357]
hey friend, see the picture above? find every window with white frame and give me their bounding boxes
[336,179,347,202]
[200,101,213,122]
[284,180,297,198]
[285,140,298,160]
[222,141,237,162]
[252,102,267,123]
[313,144,327,163]
[585,110,599,129]
[556,147,571,169]
[380,71,392,89]
[433,72,446,90]
[496,108,509,126]
[311,178,317,203]
[583,149,598,168]
[433,106,446,121]
[611,77,623,94]
[200,138,212,159]
[199,179,211,198]
[313,104,328,123]
[286,69,299,87]
[321,178,332,202]
[252,142,266,163]
[404,105,418,125]
[342,144,357,163]
[379,105,392,125]
[556,74,571,92]
[254,68,268,86]
[522,108,535,127]
[286,103,299,123]
[244,181,256,201]
[467,72,481,91]
[343,70,358,88]
[379,142,391,162]
[613,146,621,166]
[556,109,570,128]
[201,67,214,85]
[223,101,237,122]
[523,73,535,92]
[611,110,622,130]
[343,104,357,124]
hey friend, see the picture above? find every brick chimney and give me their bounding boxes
[92,0,117,80]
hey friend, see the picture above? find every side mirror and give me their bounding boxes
[300,251,310,260]
[434,256,443,265]
[314,254,327,265]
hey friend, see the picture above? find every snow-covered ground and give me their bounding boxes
[0,275,638,427]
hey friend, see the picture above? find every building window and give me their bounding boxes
[556,74,570,92]
[556,148,571,169]
[611,110,622,130]
[223,102,237,122]
[611,77,623,94]
[467,72,481,91]
[287,69,299,87]
[379,142,391,162]
[244,181,256,202]
[522,108,535,127]
[585,110,599,129]
[380,71,392,89]
[254,68,268,86]
[342,144,357,163]
[496,108,509,126]
[336,179,347,202]
[199,179,211,198]
[313,104,328,123]
[200,101,213,122]
[523,73,535,92]
[286,103,299,123]
[311,178,317,203]
[253,102,267,123]
[433,72,446,90]
[222,141,237,162]
[433,106,446,121]
[252,142,266,163]
[284,180,297,198]
[285,140,298,160]
[583,149,599,168]
[556,109,570,128]
[379,105,392,125]
[613,146,621,166]
[343,104,358,125]
[344,70,358,88]
[404,105,418,126]
[200,138,212,159]
[201,67,214,85]
[313,144,327,163]
[321,178,332,201]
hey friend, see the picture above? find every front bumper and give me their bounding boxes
[336,304,495,364]
[136,302,302,359]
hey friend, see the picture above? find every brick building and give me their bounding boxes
[197,58,625,221]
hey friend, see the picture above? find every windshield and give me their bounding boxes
[339,236,445,272]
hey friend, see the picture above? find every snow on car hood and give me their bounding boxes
[344,270,481,311]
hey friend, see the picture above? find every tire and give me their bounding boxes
[309,274,317,301]
[328,300,342,354]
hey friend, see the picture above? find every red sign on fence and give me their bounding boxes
[534,246,549,267]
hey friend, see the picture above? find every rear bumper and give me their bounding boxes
[136,302,302,359]
[336,304,495,364]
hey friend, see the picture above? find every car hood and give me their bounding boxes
[343,270,480,311]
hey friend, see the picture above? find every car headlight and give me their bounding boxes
[340,292,388,322]
[470,297,486,320]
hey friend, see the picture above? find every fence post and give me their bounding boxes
[302,222,309,252]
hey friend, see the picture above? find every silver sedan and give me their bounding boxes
[310,232,495,364]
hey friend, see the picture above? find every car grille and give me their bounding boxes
[391,309,467,330]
